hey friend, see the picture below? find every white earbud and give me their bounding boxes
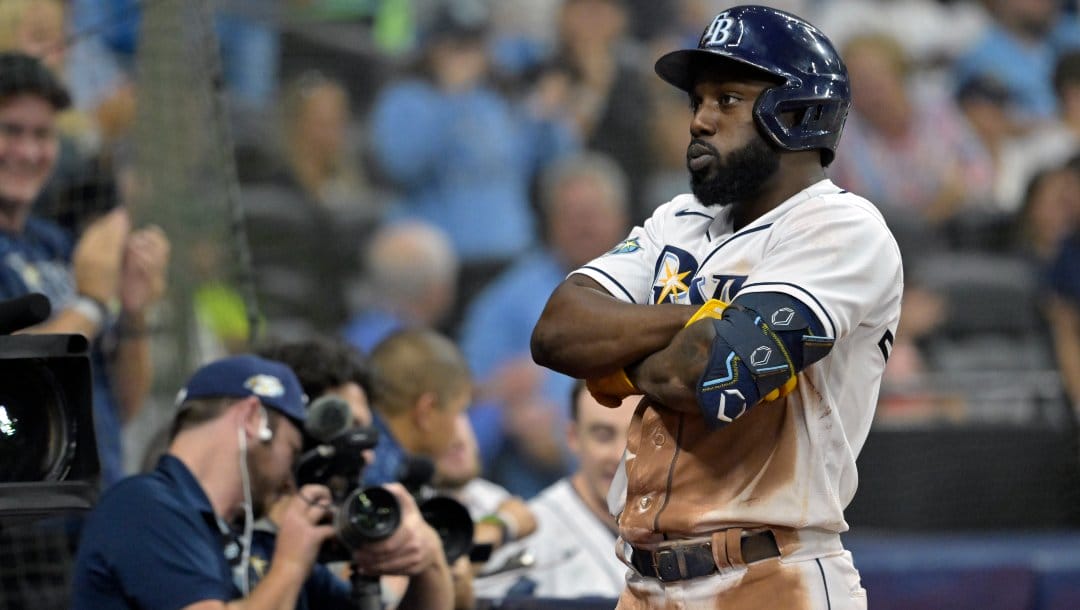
[257,407,273,443]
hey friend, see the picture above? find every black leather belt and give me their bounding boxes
[629,530,780,582]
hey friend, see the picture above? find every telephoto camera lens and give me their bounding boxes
[335,487,401,549]
[419,496,475,563]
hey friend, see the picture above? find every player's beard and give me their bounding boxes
[688,135,781,207]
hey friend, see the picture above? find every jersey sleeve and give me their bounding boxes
[571,200,674,303]
[736,196,903,340]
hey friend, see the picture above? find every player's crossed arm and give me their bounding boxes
[531,274,695,380]
[629,292,833,426]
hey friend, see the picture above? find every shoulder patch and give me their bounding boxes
[607,238,641,255]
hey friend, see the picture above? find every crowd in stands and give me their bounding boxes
[3,0,1080,531]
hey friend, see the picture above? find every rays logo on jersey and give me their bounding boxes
[607,237,641,255]
[652,247,699,304]
[652,247,750,305]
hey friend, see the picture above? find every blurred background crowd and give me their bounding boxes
[3,0,1080,547]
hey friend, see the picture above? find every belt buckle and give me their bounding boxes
[653,548,683,582]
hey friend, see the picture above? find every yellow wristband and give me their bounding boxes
[613,368,638,394]
[685,298,728,327]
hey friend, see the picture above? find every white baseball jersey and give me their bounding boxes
[441,477,512,521]
[476,478,626,600]
[574,179,903,541]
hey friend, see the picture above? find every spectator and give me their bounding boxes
[479,380,635,601]
[255,335,375,434]
[876,278,951,423]
[0,0,133,150]
[276,71,375,216]
[1014,164,1080,267]
[0,52,169,487]
[985,50,1080,213]
[69,0,280,112]
[361,327,538,608]
[1046,225,1080,415]
[830,32,995,229]
[362,328,473,489]
[954,0,1080,123]
[367,4,577,309]
[431,405,538,567]
[0,0,136,242]
[241,71,381,341]
[458,152,630,497]
[545,0,654,219]
[343,220,459,353]
[955,75,1028,212]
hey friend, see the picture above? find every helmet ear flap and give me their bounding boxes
[753,82,850,161]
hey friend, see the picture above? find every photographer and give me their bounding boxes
[362,329,538,607]
[253,337,454,610]
[0,51,170,488]
[70,354,444,609]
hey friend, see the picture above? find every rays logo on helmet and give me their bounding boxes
[244,374,286,398]
[607,238,642,255]
[701,15,735,47]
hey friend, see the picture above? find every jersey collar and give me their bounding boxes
[707,179,841,239]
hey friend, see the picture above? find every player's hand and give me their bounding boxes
[272,484,337,575]
[119,225,170,314]
[72,208,130,304]
[586,369,639,408]
[352,483,445,576]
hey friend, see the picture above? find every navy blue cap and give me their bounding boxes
[176,355,308,427]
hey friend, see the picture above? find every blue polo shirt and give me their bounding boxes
[71,455,236,609]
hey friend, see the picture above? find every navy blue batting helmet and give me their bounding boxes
[655,5,850,165]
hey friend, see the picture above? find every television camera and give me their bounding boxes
[0,294,99,524]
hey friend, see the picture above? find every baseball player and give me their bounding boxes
[477,380,636,600]
[531,5,902,609]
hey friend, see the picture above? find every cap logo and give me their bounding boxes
[701,15,735,47]
[244,374,286,399]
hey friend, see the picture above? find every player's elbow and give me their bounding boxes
[530,311,559,370]
[530,283,576,371]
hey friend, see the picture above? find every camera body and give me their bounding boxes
[0,333,99,522]
[293,414,474,564]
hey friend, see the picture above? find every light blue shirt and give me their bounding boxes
[370,81,578,262]
[954,19,1080,120]
[458,249,576,496]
